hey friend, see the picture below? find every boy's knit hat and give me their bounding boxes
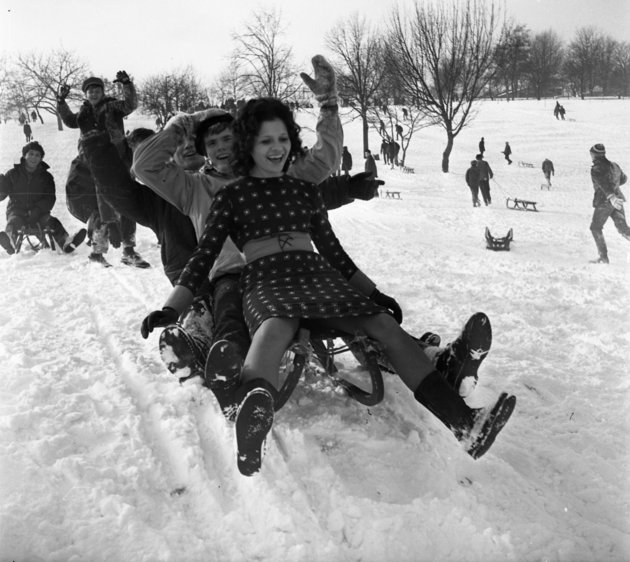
[590,143,606,156]
[22,141,45,158]
[82,76,104,92]
[194,112,235,155]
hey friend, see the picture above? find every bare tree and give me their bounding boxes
[231,8,300,101]
[564,27,606,99]
[528,30,564,99]
[326,13,386,154]
[611,41,630,97]
[14,49,89,130]
[211,57,247,107]
[140,67,207,125]
[387,0,502,172]
[493,23,530,100]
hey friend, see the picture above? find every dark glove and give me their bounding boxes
[57,84,70,103]
[370,289,403,324]
[106,222,122,248]
[113,70,131,84]
[300,55,337,106]
[347,172,385,201]
[140,307,179,339]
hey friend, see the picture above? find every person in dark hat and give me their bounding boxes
[475,153,493,205]
[56,71,149,268]
[588,143,629,264]
[0,141,86,255]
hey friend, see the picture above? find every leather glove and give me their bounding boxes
[106,222,122,248]
[113,70,131,84]
[300,55,337,106]
[608,194,624,211]
[141,307,179,339]
[57,84,70,103]
[347,172,385,200]
[370,289,403,324]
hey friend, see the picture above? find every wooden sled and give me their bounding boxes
[506,197,538,212]
[485,227,513,251]
[275,327,385,410]
[15,225,58,253]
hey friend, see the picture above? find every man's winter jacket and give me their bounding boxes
[0,160,55,222]
[591,156,627,208]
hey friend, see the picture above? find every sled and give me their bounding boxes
[385,190,402,199]
[485,227,513,251]
[14,225,57,253]
[506,197,538,212]
[275,327,385,410]
[518,161,534,168]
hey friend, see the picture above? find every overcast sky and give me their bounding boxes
[1,0,628,84]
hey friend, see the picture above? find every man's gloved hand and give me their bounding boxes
[141,307,179,339]
[347,172,385,200]
[300,55,337,106]
[370,289,403,324]
[608,194,624,211]
[57,84,70,104]
[106,222,122,248]
[113,70,131,84]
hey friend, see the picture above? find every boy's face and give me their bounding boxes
[174,139,206,171]
[86,85,104,106]
[24,149,42,170]
[203,128,235,175]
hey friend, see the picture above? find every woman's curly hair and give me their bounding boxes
[231,97,305,176]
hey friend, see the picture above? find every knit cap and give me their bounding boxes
[590,143,606,156]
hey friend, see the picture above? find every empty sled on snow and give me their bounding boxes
[506,197,538,212]
[485,227,513,251]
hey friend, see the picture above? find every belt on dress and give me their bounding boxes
[242,232,314,263]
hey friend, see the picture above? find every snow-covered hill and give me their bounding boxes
[0,99,628,562]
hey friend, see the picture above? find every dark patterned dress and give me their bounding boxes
[177,175,384,334]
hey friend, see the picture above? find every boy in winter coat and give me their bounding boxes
[475,153,493,205]
[341,146,353,176]
[588,143,630,264]
[465,160,481,207]
[0,141,86,255]
[57,72,149,268]
[364,149,378,178]
[542,158,554,188]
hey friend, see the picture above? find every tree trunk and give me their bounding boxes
[361,112,369,154]
[56,113,64,131]
[441,132,454,173]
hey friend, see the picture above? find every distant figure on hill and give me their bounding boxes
[558,105,566,120]
[364,149,378,179]
[465,160,481,207]
[30,110,37,122]
[588,143,629,264]
[478,137,485,156]
[341,146,353,176]
[380,139,389,165]
[542,158,554,189]
[23,122,32,142]
[387,141,400,168]
[396,123,403,139]
[554,101,561,119]
[502,142,513,165]
[475,153,493,206]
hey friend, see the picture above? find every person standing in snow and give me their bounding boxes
[23,122,32,142]
[588,143,630,264]
[478,137,485,156]
[57,72,149,269]
[141,96,515,477]
[0,141,86,255]
[341,146,353,176]
[465,160,481,207]
[364,149,378,178]
[475,153,493,205]
[502,141,513,165]
[542,158,554,189]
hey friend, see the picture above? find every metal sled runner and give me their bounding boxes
[275,327,385,410]
[485,227,513,251]
[506,197,538,212]
[15,225,58,253]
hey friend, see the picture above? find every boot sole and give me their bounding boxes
[63,229,87,253]
[159,325,205,380]
[448,312,492,396]
[0,232,16,255]
[467,392,516,459]
[235,388,274,476]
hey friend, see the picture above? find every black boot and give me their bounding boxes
[414,370,516,459]
[234,378,276,476]
[204,340,244,421]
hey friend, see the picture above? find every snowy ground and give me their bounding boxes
[0,99,628,562]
